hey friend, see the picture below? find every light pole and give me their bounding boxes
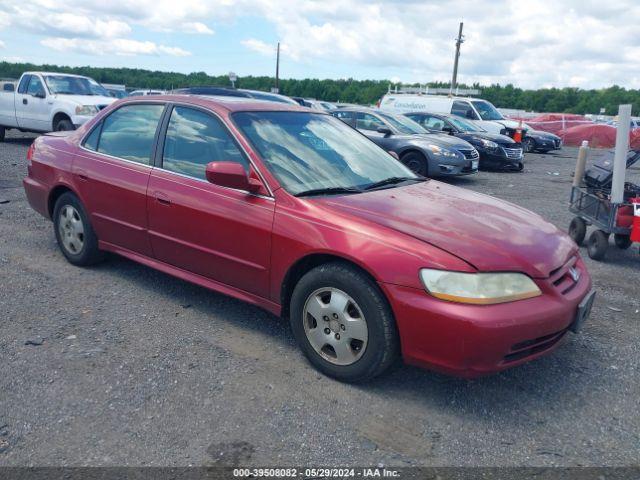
[450,22,464,95]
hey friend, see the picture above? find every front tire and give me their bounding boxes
[522,137,535,153]
[289,262,399,382]
[401,151,429,177]
[53,192,104,266]
[587,230,608,261]
[54,118,74,132]
[614,234,632,250]
[568,217,587,245]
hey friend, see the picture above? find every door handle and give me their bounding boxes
[154,192,171,205]
[22,98,27,105]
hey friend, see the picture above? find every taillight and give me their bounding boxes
[26,142,35,166]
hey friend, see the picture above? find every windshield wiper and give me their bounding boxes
[363,176,425,191]
[294,186,362,197]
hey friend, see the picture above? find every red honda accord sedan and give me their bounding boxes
[23,95,595,382]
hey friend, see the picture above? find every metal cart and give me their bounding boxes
[568,186,634,260]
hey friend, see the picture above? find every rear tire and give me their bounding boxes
[0,126,5,142]
[587,230,608,261]
[53,192,104,266]
[289,262,399,383]
[401,151,429,177]
[568,217,587,245]
[54,118,74,132]
[614,234,632,250]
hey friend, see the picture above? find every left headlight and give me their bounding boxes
[75,105,99,116]
[420,269,542,304]
[426,144,458,158]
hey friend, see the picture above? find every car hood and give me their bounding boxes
[318,181,575,278]
[51,94,116,107]
[409,133,473,150]
[456,132,516,146]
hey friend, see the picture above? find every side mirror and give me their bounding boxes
[205,162,262,193]
[465,110,476,120]
[377,126,392,137]
[33,91,46,99]
[442,126,455,135]
[388,151,400,160]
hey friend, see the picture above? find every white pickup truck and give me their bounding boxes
[0,71,116,141]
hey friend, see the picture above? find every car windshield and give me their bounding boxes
[448,116,485,132]
[377,112,427,135]
[233,111,418,195]
[44,75,109,96]
[471,100,504,121]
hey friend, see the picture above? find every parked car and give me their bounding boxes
[104,88,128,99]
[0,72,116,140]
[171,86,298,105]
[129,89,165,96]
[379,93,526,138]
[291,97,336,110]
[331,107,479,177]
[522,127,562,153]
[23,96,594,382]
[405,112,524,171]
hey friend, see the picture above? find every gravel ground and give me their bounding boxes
[0,130,638,468]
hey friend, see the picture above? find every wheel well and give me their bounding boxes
[280,254,379,319]
[52,112,71,130]
[48,185,73,218]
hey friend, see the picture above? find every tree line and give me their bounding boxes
[2,61,640,115]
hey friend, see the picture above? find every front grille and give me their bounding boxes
[503,147,523,159]
[549,255,580,295]
[459,148,479,160]
[503,329,567,363]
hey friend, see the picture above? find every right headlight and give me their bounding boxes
[420,269,542,305]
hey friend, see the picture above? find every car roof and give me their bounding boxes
[119,94,311,113]
[331,106,380,114]
[404,111,447,118]
[28,71,89,79]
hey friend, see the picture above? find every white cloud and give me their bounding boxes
[241,39,275,56]
[2,0,640,87]
[40,37,191,57]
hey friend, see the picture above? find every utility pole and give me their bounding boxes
[450,22,464,95]
[274,42,280,93]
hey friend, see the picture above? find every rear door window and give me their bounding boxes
[332,111,356,128]
[97,104,164,165]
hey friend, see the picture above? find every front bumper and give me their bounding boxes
[431,154,479,177]
[71,114,96,128]
[531,137,562,151]
[381,256,593,378]
[478,146,524,170]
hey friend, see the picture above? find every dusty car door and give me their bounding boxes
[73,102,166,256]
[146,105,274,298]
